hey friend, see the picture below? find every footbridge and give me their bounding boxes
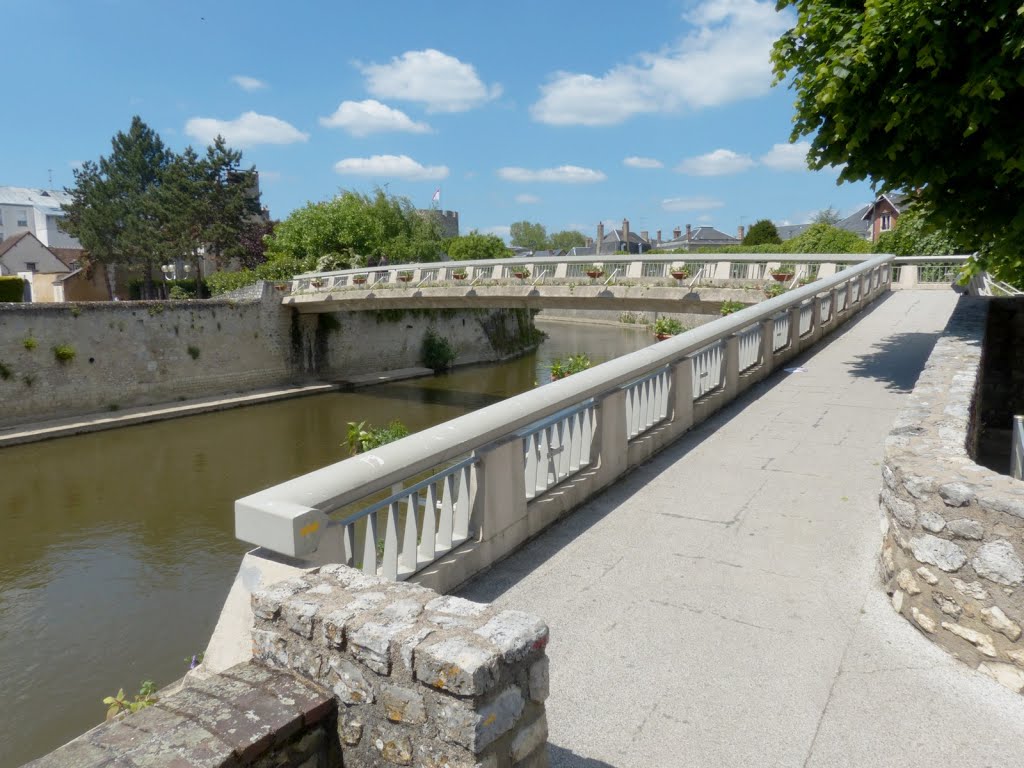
[277,253,959,315]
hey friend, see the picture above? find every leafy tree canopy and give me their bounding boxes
[266,190,443,268]
[61,116,261,296]
[772,0,1024,285]
[445,232,509,260]
[549,230,588,251]
[510,220,548,250]
[874,208,964,256]
[812,207,843,226]
[742,219,782,246]
[785,223,872,254]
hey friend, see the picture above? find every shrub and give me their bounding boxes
[23,337,37,351]
[345,419,411,455]
[652,317,685,336]
[103,681,157,721]
[53,344,76,363]
[0,361,11,380]
[719,300,746,316]
[764,283,786,298]
[206,270,259,296]
[743,219,783,246]
[168,284,195,300]
[187,346,200,360]
[549,353,592,380]
[422,328,457,372]
[0,276,25,302]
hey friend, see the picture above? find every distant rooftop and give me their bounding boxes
[0,186,72,214]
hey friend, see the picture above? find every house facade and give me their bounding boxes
[0,232,71,301]
[0,186,81,250]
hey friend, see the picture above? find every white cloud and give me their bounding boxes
[661,196,724,212]
[482,225,511,241]
[333,154,449,180]
[677,148,754,176]
[360,49,501,113]
[623,156,664,169]
[231,75,267,92]
[531,0,791,125]
[760,141,811,171]
[185,111,308,147]
[498,165,606,184]
[319,99,431,137]
[515,193,541,204]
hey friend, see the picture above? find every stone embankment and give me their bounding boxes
[25,565,550,768]
[881,297,1024,692]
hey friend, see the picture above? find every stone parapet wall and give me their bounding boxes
[24,662,339,768]
[880,297,1024,692]
[252,565,550,768]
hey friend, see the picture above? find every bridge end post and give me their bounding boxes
[470,441,529,568]
[670,359,694,437]
[723,335,740,401]
[593,389,629,487]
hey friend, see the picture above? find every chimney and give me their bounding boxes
[596,222,604,255]
[673,227,681,240]
[585,237,594,247]
[622,218,630,252]
[737,225,745,241]
[685,224,692,241]
[656,229,662,244]
[640,230,649,243]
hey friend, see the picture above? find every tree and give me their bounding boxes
[812,207,842,226]
[265,189,444,268]
[785,223,872,254]
[772,0,1024,285]
[445,232,509,260]
[549,230,587,251]
[875,208,964,256]
[509,221,548,250]
[742,219,782,246]
[238,219,275,269]
[62,116,174,298]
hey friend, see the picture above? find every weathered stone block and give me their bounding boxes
[348,619,414,675]
[916,566,939,585]
[340,713,364,746]
[972,540,1024,586]
[383,683,427,724]
[882,488,917,528]
[511,713,548,764]
[946,518,984,540]
[415,636,500,696]
[951,577,990,601]
[942,622,997,657]
[919,509,946,533]
[372,725,414,766]
[932,592,962,619]
[911,607,937,634]
[475,611,549,663]
[981,605,1022,641]
[528,657,550,703]
[328,657,375,705]
[283,599,319,639]
[896,569,920,596]
[433,686,525,751]
[910,534,967,572]
[979,662,1024,693]
[938,482,975,507]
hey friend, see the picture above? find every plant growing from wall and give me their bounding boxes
[651,317,685,339]
[103,681,157,720]
[0,361,11,380]
[549,353,592,380]
[719,300,746,316]
[23,336,37,351]
[187,346,200,360]
[764,282,786,298]
[53,344,76,363]
[345,419,411,455]
[422,328,457,372]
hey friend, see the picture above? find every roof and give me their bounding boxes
[602,229,648,245]
[0,231,32,258]
[50,247,86,268]
[837,205,872,236]
[0,186,72,214]
[861,193,909,220]
[777,224,810,241]
[688,226,739,244]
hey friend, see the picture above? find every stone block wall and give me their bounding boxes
[251,565,550,768]
[880,297,1024,692]
[24,662,339,768]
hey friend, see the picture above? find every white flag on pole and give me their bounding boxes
[432,188,441,203]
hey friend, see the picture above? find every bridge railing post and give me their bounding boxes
[809,292,824,343]
[723,334,740,401]
[669,358,694,437]
[789,304,804,353]
[759,316,776,381]
[592,390,629,488]
[471,439,528,564]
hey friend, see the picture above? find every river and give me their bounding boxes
[0,319,652,766]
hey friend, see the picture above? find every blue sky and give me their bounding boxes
[3,0,877,242]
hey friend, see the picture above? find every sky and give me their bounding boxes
[2,0,878,243]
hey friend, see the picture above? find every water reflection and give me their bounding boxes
[0,319,651,767]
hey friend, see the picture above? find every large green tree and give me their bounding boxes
[445,232,508,260]
[772,0,1024,285]
[509,220,548,250]
[266,190,443,268]
[875,208,964,256]
[548,230,587,251]
[742,219,782,246]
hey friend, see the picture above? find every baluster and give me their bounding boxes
[362,513,378,576]
[580,406,593,468]
[418,486,437,562]
[536,428,550,493]
[437,474,454,551]
[523,433,537,500]
[453,465,470,541]
[624,387,634,439]
[568,411,582,471]
[342,523,355,567]
[557,418,572,480]
[401,494,418,573]
[382,502,399,580]
[545,424,558,486]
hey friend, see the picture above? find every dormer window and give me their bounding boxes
[880,213,892,231]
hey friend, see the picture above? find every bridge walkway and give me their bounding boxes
[459,290,1024,767]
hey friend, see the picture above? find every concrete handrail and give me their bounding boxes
[237,254,895,562]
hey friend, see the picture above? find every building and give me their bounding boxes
[652,224,741,251]
[860,193,908,242]
[0,232,71,301]
[0,186,81,250]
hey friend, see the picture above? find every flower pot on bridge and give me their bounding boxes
[398,272,413,283]
[771,272,794,282]
[671,270,690,281]
[310,279,325,289]
[273,283,289,291]
[452,271,468,280]
[513,269,530,279]
[352,275,367,285]
[586,270,604,279]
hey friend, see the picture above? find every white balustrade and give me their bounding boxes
[521,402,595,499]
[623,367,671,440]
[238,255,898,586]
[738,324,762,373]
[691,341,725,400]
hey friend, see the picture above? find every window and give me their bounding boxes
[880,213,892,231]
[25,262,38,272]
[16,209,28,227]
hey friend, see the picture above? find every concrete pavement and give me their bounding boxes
[459,291,1024,767]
